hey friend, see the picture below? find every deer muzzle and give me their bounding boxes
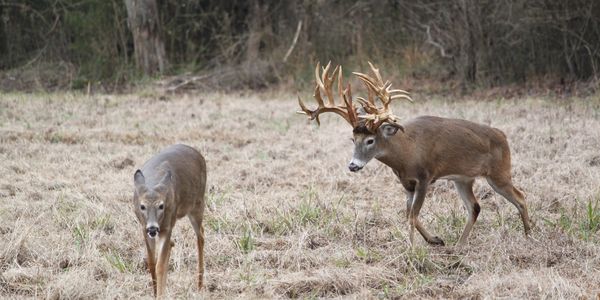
[146,225,160,238]
[348,161,363,172]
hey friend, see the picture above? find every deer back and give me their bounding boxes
[381,116,510,180]
[141,144,207,217]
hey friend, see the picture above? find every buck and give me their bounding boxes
[133,144,207,297]
[297,62,530,246]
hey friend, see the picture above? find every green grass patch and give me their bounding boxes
[206,215,234,233]
[434,209,465,245]
[543,197,600,242]
[235,228,255,254]
[104,250,135,273]
[72,223,89,248]
[355,246,382,264]
[91,214,114,234]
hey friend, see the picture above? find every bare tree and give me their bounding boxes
[124,0,167,75]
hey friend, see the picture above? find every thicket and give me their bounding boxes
[2,0,600,92]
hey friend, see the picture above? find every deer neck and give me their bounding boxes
[375,134,412,173]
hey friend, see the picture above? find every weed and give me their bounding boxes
[206,190,230,210]
[72,223,89,248]
[581,198,600,241]
[378,284,390,299]
[355,246,382,264]
[543,197,600,242]
[257,211,293,235]
[297,200,321,226]
[406,246,437,274]
[558,210,573,232]
[91,214,114,234]
[333,257,351,268]
[237,257,258,285]
[53,193,79,229]
[294,185,324,227]
[239,271,255,284]
[104,251,134,273]
[434,209,465,244]
[206,215,232,233]
[236,228,255,254]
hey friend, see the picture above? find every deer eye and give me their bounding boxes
[140,204,146,211]
[158,204,164,210]
[366,139,374,145]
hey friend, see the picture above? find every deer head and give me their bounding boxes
[133,169,174,239]
[297,62,413,172]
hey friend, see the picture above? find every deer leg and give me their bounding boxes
[405,190,414,219]
[410,182,444,246]
[486,177,531,235]
[400,179,416,219]
[188,211,205,290]
[144,230,158,296]
[155,231,173,298]
[454,180,480,246]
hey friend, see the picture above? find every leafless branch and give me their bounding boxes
[283,20,302,63]
[423,24,452,58]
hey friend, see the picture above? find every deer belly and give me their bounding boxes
[437,174,476,182]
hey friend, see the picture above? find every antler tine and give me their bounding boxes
[296,61,411,131]
[296,85,325,125]
[314,84,325,107]
[353,72,386,105]
[389,88,410,95]
[296,62,359,128]
[355,67,413,104]
[367,61,384,86]
[318,62,342,105]
[352,72,378,104]
[366,78,375,106]
[318,61,340,107]
[391,94,414,101]
[321,61,331,86]
[337,66,344,105]
[342,83,358,126]
[352,62,414,132]
[314,62,324,90]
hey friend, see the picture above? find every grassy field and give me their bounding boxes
[0,91,599,299]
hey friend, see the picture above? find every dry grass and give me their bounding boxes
[1,91,599,299]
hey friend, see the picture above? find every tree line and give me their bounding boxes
[1,0,599,91]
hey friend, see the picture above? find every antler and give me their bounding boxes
[352,62,413,132]
[297,62,359,127]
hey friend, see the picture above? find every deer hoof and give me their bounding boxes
[428,236,445,246]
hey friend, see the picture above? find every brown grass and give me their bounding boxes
[1,91,599,299]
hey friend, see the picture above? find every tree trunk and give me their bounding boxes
[456,0,478,90]
[124,0,167,75]
[245,0,266,63]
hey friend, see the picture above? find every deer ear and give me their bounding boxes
[381,123,404,138]
[134,170,145,186]
[159,170,172,186]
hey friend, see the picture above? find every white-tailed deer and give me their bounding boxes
[133,144,207,297]
[297,62,530,246]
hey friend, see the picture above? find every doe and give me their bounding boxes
[133,144,207,297]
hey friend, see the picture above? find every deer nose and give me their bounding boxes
[146,226,159,238]
[348,162,362,172]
